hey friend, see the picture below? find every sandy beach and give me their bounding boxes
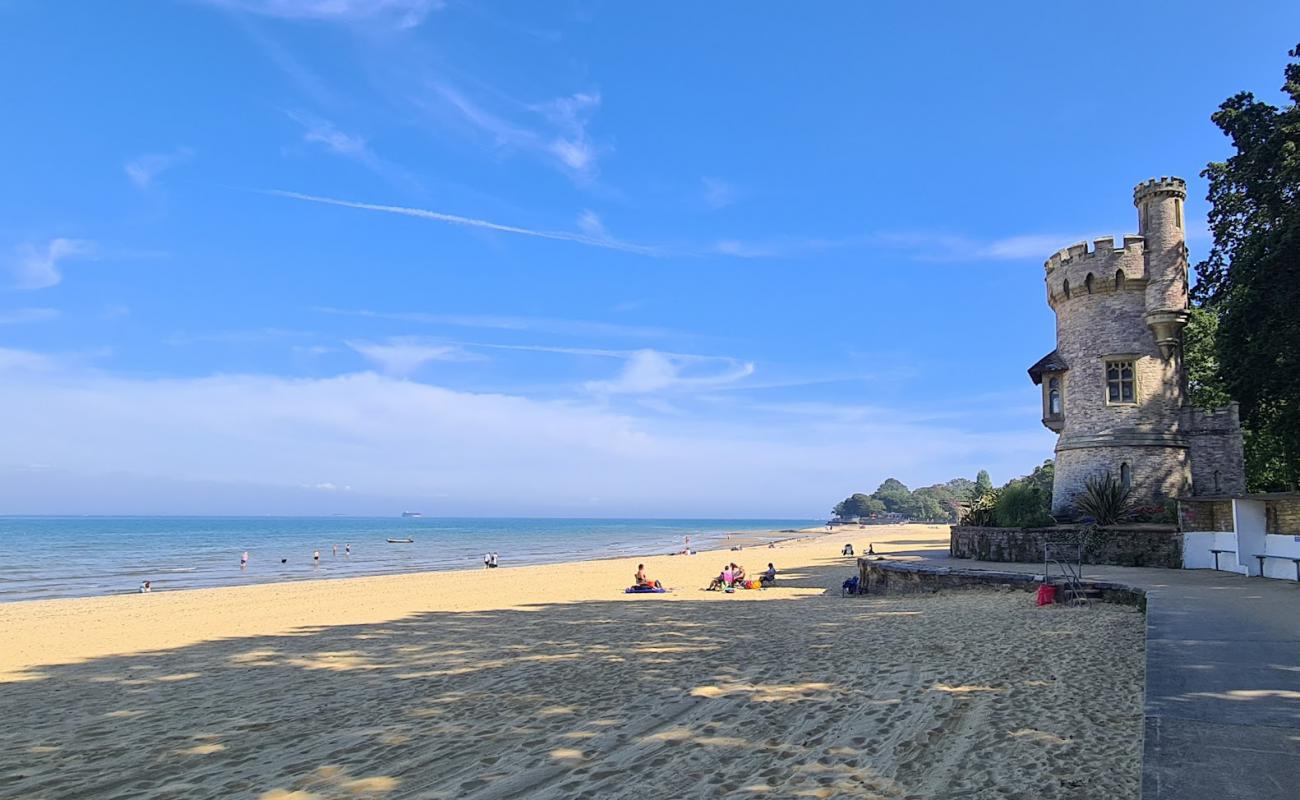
[0,525,1144,799]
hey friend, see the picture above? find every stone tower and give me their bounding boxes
[1028,177,1245,517]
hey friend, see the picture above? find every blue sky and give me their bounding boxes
[1,1,1296,516]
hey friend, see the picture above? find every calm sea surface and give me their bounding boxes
[0,517,818,602]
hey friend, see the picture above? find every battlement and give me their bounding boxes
[1045,235,1147,306]
[1044,235,1144,273]
[1133,176,1187,205]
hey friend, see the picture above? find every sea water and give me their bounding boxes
[0,517,817,602]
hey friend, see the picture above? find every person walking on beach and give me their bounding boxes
[240,551,248,569]
[484,552,492,569]
[489,552,499,568]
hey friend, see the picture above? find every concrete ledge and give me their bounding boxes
[856,557,1146,607]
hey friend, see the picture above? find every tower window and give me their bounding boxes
[1085,273,1094,294]
[1174,198,1183,229]
[1120,462,1132,490]
[1105,360,1136,404]
[1047,377,1061,416]
[1062,279,1070,299]
[1115,269,1126,289]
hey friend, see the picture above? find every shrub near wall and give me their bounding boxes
[949,525,1182,568]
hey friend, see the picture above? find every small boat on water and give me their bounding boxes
[400,511,423,518]
[386,537,415,544]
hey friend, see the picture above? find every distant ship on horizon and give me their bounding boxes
[400,511,423,518]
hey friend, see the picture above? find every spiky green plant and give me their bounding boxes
[961,488,1000,526]
[1074,473,1135,525]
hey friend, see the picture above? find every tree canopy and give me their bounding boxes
[1191,44,1300,490]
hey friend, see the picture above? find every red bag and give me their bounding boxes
[1036,584,1056,606]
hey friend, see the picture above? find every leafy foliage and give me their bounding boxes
[832,493,886,520]
[993,482,1055,528]
[1074,473,1135,526]
[961,489,999,526]
[972,470,994,500]
[871,478,913,513]
[1191,44,1300,490]
[1183,306,1232,410]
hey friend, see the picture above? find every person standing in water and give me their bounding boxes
[344,543,351,557]
[332,544,338,557]
[240,551,248,569]
[140,580,152,593]
[313,550,320,565]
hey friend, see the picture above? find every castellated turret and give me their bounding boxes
[1027,177,1244,518]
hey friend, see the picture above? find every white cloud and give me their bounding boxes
[585,349,755,395]
[290,112,374,161]
[0,355,1049,516]
[6,238,96,290]
[0,347,54,371]
[432,82,605,179]
[314,306,671,339]
[268,190,667,256]
[534,91,602,175]
[709,231,1099,262]
[0,308,59,324]
[702,177,735,210]
[347,337,476,375]
[124,147,193,188]
[577,209,606,238]
[201,0,443,28]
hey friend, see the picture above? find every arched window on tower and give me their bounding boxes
[1048,377,1061,417]
[1115,269,1126,290]
[1085,273,1094,294]
[1062,279,1071,299]
[1120,462,1132,491]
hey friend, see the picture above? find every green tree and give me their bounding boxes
[994,482,1055,528]
[833,493,885,520]
[911,486,957,522]
[1192,44,1300,490]
[1183,306,1232,410]
[943,477,976,502]
[972,470,994,500]
[871,478,913,513]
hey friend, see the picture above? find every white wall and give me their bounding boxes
[1260,534,1300,581]
[1233,499,1269,576]
[1182,531,1248,574]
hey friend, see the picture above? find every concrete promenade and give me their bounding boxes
[882,552,1300,800]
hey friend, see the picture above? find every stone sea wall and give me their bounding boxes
[949,525,1182,569]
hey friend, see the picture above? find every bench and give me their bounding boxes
[1209,548,1236,571]
[1250,553,1300,581]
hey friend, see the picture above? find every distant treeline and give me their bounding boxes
[832,462,1057,526]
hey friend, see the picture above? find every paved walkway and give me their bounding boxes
[887,552,1300,800]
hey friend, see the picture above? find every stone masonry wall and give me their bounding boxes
[1266,497,1300,535]
[1053,444,1190,517]
[1179,500,1235,532]
[1184,404,1246,496]
[950,525,1183,569]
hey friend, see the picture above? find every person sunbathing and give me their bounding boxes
[730,563,747,584]
[634,567,665,590]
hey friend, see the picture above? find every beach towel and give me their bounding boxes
[625,586,667,594]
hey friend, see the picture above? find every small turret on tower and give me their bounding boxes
[1134,177,1190,359]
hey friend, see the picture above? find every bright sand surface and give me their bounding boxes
[0,525,1144,799]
